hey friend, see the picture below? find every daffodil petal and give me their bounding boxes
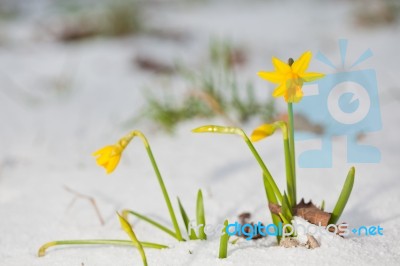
[93,146,113,156]
[272,83,286,97]
[292,51,312,74]
[301,72,325,82]
[106,155,121,174]
[250,124,277,142]
[272,57,291,73]
[258,71,285,84]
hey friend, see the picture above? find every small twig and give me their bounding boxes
[187,89,238,126]
[63,186,105,226]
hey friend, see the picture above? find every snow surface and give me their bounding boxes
[0,0,399,265]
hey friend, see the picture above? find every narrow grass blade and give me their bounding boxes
[177,197,198,240]
[218,220,229,259]
[279,213,290,225]
[231,238,240,244]
[38,239,167,257]
[118,213,148,266]
[121,209,177,240]
[177,197,190,231]
[282,192,293,221]
[329,167,355,224]
[321,200,325,212]
[263,173,282,242]
[196,189,207,240]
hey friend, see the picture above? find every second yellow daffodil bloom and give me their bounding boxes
[93,137,131,174]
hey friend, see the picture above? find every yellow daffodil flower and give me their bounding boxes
[93,136,131,174]
[250,124,277,142]
[258,51,324,103]
[250,121,287,142]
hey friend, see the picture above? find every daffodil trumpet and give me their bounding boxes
[93,130,183,241]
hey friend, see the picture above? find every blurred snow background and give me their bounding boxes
[0,0,399,265]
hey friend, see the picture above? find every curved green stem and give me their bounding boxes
[192,125,282,204]
[38,239,168,257]
[128,131,183,241]
[240,130,283,203]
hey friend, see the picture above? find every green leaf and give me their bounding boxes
[329,167,355,224]
[177,197,198,240]
[117,213,148,266]
[282,192,293,222]
[218,220,229,259]
[192,125,282,204]
[321,200,325,212]
[121,209,177,240]
[38,239,167,257]
[278,213,290,225]
[196,189,207,240]
[263,173,282,242]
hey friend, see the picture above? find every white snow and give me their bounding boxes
[0,0,399,265]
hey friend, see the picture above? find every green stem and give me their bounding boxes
[38,239,168,257]
[287,103,297,205]
[131,131,183,241]
[283,138,294,208]
[121,209,178,240]
[241,130,283,203]
[263,174,281,243]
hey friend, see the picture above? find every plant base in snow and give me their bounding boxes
[269,199,331,226]
[279,235,320,249]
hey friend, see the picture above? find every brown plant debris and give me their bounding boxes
[305,234,320,249]
[237,212,266,240]
[64,186,105,226]
[134,56,175,75]
[269,199,331,226]
[279,237,300,248]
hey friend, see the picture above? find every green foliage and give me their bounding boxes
[178,197,198,240]
[196,189,207,240]
[218,220,229,259]
[118,213,148,266]
[329,167,355,224]
[54,0,143,42]
[140,39,276,133]
[121,209,177,240]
